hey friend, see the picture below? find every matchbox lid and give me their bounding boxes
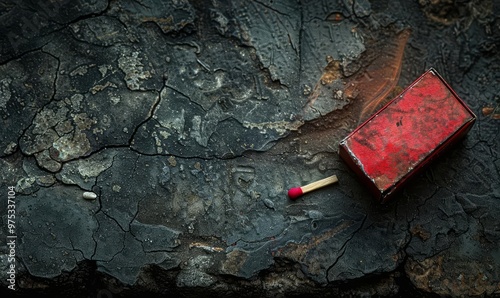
[339,68,476,202]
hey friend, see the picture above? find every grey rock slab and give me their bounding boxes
[327,214,408,283]
[0,51,58,157]
[92,211,126,262]
[405,204,500,296]
[129,220,180,253]
[96,232,175,285]
[220,244,274,280]
[93,216,181,285]
[57,148,117,191]
[18,37,159,171]
[17,185,99,278]
[43,33,163,95]
[12,149,183,286]
[0,0,109,62]
[231,0,301,88]
[300,1,366,120]
[131,37,303,158]
[97,148,145,231]
[406,189,470,261]
[131,84,298,158]
[98,146,373,283]
[1,0,499,296]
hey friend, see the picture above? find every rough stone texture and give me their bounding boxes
[1,0,499,297]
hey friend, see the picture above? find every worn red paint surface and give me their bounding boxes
[339,68,476,202]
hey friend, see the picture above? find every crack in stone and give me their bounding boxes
[326,213,367,284]
[99,209,129,233]
[456,193,498,244]
[128,87,163,145]
[229,219,290,248]
[414,186,440,217]
[10,49,60,159]
[92,227,127,263]
[53,1,111,27]
[251,0,291,18]
[68,237,89,261]
[164,84,208,112]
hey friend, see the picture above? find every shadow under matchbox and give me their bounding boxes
[339,68,476,203]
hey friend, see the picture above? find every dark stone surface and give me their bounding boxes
[1,0,499,297]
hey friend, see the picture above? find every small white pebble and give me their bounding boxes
[263,198,275,210]
[82,191,97,200]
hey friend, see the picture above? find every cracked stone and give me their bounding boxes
[0,51,58,157]
[0,0,108,62]
[57,149,116,190]
[96,232,176,285]
[1,0,499,296]
[232,0,301,88]
[15,177,38,195]
[15,157,57,190]
[130,221,180,252]
[17,186,99,278]
[18,40,159,170]
[406,189,470,261]
[92,212,126,262]
[300,1,366,120]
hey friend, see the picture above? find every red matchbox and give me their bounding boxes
[339,68,476,203]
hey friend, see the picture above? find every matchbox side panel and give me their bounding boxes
[340,117,475,204]
[380,117,475,203]
[338,142,384,201]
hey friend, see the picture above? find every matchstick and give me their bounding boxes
[288,175,338,200]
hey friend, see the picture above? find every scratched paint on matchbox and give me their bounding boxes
[339,68,476,203]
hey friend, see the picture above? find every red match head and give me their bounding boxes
[287,187,303,200]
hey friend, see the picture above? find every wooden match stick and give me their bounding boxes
[288,175,338,200]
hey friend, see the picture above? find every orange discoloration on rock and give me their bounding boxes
[274,29,411,157]
[304,57,343,111]
[410,225,431,241]
[275,220,354,263]
[406,255,500,296]
[354,28,411,122]
[326,12,345,23]
[482,106,500,119]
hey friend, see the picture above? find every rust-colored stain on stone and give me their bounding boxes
[482,106,500,119]
[406,256,445,293]
[274,29,411,156]
[304,57,343,110]
[305,28,411,123]
[410,224,431,241]
[141,16,174,29]
[221,249,249,276]
[274,220,354,264]
[352,28,411,122]
[326,12,345,23]
[406,255,499,296]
